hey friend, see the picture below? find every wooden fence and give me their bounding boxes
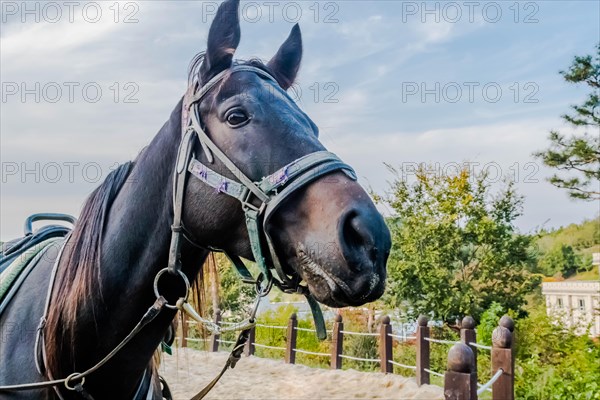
[180,311,515,400]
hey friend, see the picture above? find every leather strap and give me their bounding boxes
[168,129,196,275]
[188,159,248,201]
[225,254,255,284]
[0,297,168,394]
[190,328,251,400]
[305,294,327,340]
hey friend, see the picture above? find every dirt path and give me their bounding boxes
[159,349,443,399]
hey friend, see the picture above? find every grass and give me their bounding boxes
[567,269,600,281]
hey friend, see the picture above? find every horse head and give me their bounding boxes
[182,0,391,307]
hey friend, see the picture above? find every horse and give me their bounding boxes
[0,0,391,398]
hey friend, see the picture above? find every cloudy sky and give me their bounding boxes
[1,1,598,239]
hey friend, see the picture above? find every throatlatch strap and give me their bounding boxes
[225,254,254,284]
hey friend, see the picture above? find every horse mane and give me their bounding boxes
[42,51,274,382]
[45,161,133,378]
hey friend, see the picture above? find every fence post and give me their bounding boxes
[444,343,477,400]
[244,325,255,356]
[181,312,188,348]
[416,315,430,386]
[492,315,515,400]
[210,309,221,352]
[285,313,297,364]
[379,315,393,373]
[460,316,477,373]
[331,314,343,369]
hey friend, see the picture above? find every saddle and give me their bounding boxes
[0,213,75,315]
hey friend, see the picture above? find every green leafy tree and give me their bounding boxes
[477,301,504,345]
[538,243,584,277]
[535,44,600,201]
[212,253,255,314]
[377,165,539,324]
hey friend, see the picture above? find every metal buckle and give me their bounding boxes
[255,273,273,297]
[241,188,267,215]
[271,276,307,295]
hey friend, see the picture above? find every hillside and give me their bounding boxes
[536,218,599,253]
[535,217,599,278]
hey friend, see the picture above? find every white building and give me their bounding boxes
[541,253,600,336]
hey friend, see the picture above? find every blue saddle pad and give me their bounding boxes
[0,218,73,316]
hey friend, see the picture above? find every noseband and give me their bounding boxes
[168,65,357,339]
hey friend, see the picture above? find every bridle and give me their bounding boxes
[0,64,357,399]
[168,64,357,339]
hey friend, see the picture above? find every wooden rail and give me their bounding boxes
[180,312,515,400]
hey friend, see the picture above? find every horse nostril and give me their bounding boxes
[342,210,363,248]
[340,209,377,271]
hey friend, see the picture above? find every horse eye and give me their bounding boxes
[226,110,249,127]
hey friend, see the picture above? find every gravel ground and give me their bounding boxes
[159,348,444,400]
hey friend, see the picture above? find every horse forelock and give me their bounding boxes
[188,51,280,94]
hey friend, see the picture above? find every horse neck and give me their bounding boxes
[62,99,208,396]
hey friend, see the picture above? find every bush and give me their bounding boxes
[515,303,600,399]
[477,299,600,399]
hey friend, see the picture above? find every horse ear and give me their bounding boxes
[200,0,241,83]
[268,24,303,90]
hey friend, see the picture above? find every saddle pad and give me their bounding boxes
[0,237,62,305]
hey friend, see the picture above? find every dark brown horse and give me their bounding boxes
[0,1,391,398]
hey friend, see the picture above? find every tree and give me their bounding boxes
[535,44,600,201]
[214,253,255,314]
[377,165,539,324]
[193,253,255,316]
[538,243,583,278]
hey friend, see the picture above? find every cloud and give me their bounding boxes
[1,1,598,240]
[320,118,599,233]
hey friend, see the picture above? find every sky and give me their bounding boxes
[1,0,599,240]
